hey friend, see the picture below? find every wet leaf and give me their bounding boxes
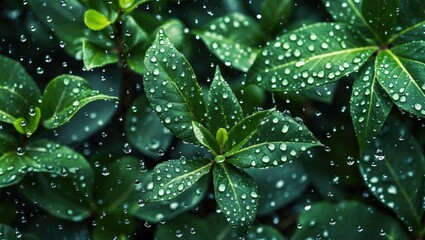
[154,214,211,240]
[122,15,148,51]
[13,107,41,137]
[302,83,337,104]
[192,121,219,155]
[27,215,89,240]
[148,158,212,202]
[82,40,119,70]
[125,96,173,159]
[119,0,135,9]
[391,0,425,43]
[213,163,258,236]
[350,62,393,150]
[376,41,425,118]
[41,75,117,129]
[207,67,243,134]
[28,0,86,57]
[292,201,408,240]
[321,0,370,33]
[84,9,111,31]
[0,133,93,189]
[260,0,293,34]
[0,224,19,240]
[227,111,321,168]
[92,211,135,240]
[143,30,206,143]
[131,171,209,223]
[362,0,399,43]
[194,13,262,72]
[226,110,272,155]
[246,161,309,215]
[248,22,377,91]
[0,55,41,125]
[359,119,424,230]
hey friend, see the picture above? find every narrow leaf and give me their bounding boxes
[227,111,321,168]
[226,110,272,155]
[192,121,219,155]
[362,0,399,43]
[213,163,258,236]
[207,67,244,134]
[143,30,206,143]
[359,119,424,230]
[149,158,212,202]
[0,55,41,124]
[248,23,377,91]
[82,40,119,70]
[194,13,262,72]
[350,61,393,150]
[84,9,111,31]
[292,201,408,240]
[41,75,117,129]
[376,42,425,118]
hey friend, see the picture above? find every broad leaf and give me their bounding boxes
[154,214,211,240]
[125,96,173,159]
[390,0,425,43]
[213,163,258,236]
[246,161,309,215]
[359,119,424,230]
[260,0,293,34]
[376,42,425,118]
[0,224,18,240]
[82,40,119,70]
[0,133,93,189]
[194,13,262,72]
[226,110,272,155]
[122,15,148,51]
[362,0,399,43]
[248,22,377,91]
[84,9,111,31]
[350,61,393,150]
[131,171,209,223]
[92,211,135,240]
[119,0,135,9]
[28,0,86,57]
[41,75,117,129]
[0,55,41,125]
[149,158,212,202]
[227,111,321,168]
[292,201,408,240]
[192,121,219,155]
[13,107,41,138]
[302,83,337,104]
[95,157,143,212]
[27,215,89,240]
[143,30,206,143]
[207,67,244,134]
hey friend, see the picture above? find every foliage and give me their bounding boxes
[0,0,424,239]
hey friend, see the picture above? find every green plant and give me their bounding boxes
[0,0,424,239]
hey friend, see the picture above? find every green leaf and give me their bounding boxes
[292,201,408,240]
[82,40,119,70]
[148,158,212,202]
[246,161,309,215]
[229,224,287,240]
[302,83,337,104]
[207,67,244,134]
[226,110,272,155]
[0,224,19,240]
[84,9,112,31]
[92,211,135,240]
[213,163,258,236]
[95,157,143,213]
[390,0,425,43]
[131,171,209,223]
[119,0,135,9]
[192,121,219,155]
[227,111,321,168]
[27,215,89,240]
[122,15,148,51]
[0,55,41,125]
[376,42,425,118]
[260,0,293,34]
[248,22,377,91]
[0,134,92,189]
[41,75,117,129]
[13,107,41,137]
[362,0,399,43]
[125,96,173,159]
[350,61,393,150]
[359,119,424,230]
[143,30,206,143]
[28,0,86,57]
[194,13,262,72]
[154,214,211,240]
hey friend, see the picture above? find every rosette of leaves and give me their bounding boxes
[28,0,185,74]
[142,30,321,235]
[0,55,116,188]
[247,0,425,150]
